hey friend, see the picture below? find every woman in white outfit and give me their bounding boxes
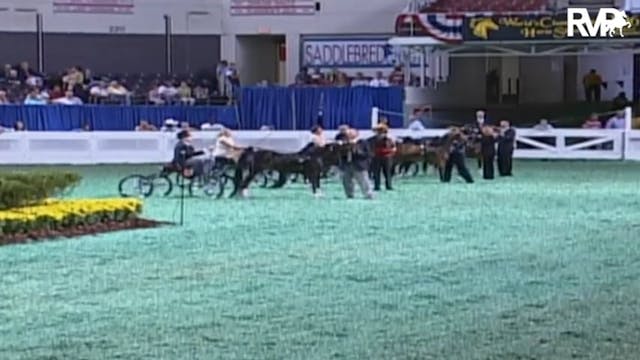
[211,128,244,167]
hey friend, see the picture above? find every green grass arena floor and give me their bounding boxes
[1,161,640,360]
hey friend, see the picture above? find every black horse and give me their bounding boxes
[230,147,324,197]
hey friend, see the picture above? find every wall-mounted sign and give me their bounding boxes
[463,12,640,41]
[230,0,315,16]
[301,37,421,76]
[53,0,134,14]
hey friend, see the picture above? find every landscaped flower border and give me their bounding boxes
[0,198,159,244]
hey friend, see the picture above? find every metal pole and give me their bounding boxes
[164,15,173,74]
[291,91,297,130]
[36,13,43,73]
[420,47,426,88]
[185,13,190,73]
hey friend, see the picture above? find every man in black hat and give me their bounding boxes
[497,120,516,176]
[173,130,206,180]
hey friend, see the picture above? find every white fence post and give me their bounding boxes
[371,107,380,129]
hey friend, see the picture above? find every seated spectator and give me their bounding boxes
[17,61,40,83]
[370,71,390,87]
[193,82,210,104]
[161,119,178,132]
[533,119,553,131]
[53,91,83,105]
[0,90,9,104]
[180,121,194,131]
[24,88,48,105]
[351,72,369,87]
[605,110,626,129]
[13,120,25,131]
[327,68,345,85]
[158,81,179,104]
[582,113,602,128]
[295,67,310,85]
[334,72,349,87]
[148,84,165,105]
[389,65,404,85]
[408,115,426,131]
[49,85,64,101]
[310,68,325,85]
[107,80,131,104]
[135,120,158,131]
[177,81,195,106]
[89,81,109,102]
[62,67,84,90]
[25,75,43,88]
[612,92,630,111]
[2,64,11,79]
[201,122,224,131]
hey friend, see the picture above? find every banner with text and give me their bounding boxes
[301,37,422,76]
[53,0,134,14]
[230,0,315,16]
[463,12,640,42]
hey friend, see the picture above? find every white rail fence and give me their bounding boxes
[1,128,640,165]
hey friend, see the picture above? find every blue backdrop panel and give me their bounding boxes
[238,87,294,130]
[240,86,404,130]
[0,105,238,131]
[0,87,403,131]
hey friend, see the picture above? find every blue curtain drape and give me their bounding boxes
[240,86,404,130]
[0,87,403,131]
[0,105,238,131]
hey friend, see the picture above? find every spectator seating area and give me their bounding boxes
[0,86,404,131]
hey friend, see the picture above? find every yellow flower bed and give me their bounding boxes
[0,198,142,236]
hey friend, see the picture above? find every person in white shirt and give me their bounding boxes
[90,82,109,99]
[161,119,178,132]
[606,111,626,129]
[212,128,244,165]
[107,81,131,104]
[158,81,179,103]
[351,72,369,87]
[369,71,390,87]
[310,126,326,147]
[408,116,426,131]
[533,119,554,131]
[53,91,83,105]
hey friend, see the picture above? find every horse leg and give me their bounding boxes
[271,171,288,188]
[228,166,244,198]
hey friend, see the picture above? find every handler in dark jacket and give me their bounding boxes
[480,125,497,180]
[339,129,373,199]
[371,123,396,191]
[497,120,516,176]
[442,127,474,183]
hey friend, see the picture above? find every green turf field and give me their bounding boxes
[1,161,640,360]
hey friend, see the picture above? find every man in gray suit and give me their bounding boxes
[337,129,374,199]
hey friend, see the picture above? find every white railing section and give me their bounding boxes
[1,128,640,165]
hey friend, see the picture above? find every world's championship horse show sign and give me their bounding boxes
[462,12,640,41]
[396,11,640,42]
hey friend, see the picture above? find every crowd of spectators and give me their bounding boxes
[293,65,408,87]
[0,60,239,107]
